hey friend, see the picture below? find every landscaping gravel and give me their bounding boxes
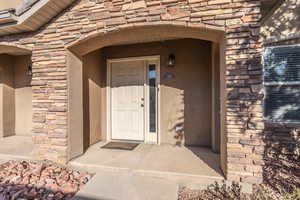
[0,160,92,200]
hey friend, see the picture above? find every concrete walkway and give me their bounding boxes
[71,142,225,200]
[75,169,179,200]
[0,136,33,163]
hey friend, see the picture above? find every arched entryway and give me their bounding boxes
[67,24,227,178]
[0,44,33,159]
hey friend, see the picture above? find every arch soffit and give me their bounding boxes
[0,43,32,56]
[67,24,225,57]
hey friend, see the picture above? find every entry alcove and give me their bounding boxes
[0,53,33,138]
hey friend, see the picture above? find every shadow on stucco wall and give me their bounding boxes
[82,49,106,152]
[163,39,213,148]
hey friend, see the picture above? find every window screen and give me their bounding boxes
[264,45,300,122]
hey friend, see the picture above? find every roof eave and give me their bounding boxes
[0,10,17,24]
[0,0,74,36]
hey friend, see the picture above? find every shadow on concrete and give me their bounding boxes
[187,146,223,177]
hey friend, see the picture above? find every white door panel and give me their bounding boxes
[111,60,145,141]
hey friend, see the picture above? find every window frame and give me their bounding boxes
[263,44,300,124]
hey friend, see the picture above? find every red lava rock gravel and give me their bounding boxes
[0,160,93,200]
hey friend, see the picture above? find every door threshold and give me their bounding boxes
[108,140,143,144]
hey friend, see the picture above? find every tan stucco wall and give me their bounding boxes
[67,51,84,159]
[0,0,22,10]
[14,55,32,136]
[0,54,32,137]
[82,50,104,149]
[102,39,212,147]
[2,85,15,137]
[262,0,300,43]
[0,86,2,137]
[0,55,14,87]
[0,55,15,137]
[212,43,221,152]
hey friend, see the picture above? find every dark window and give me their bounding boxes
[264,45,300,122]
[149,64,157,132]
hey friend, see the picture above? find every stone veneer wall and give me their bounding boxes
[0,0,263,184]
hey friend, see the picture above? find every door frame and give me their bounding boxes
[106,56,161,144]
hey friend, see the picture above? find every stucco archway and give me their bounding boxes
[67,24,227,176]
[67,24,225,57]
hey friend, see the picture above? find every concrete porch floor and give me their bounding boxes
[71,142,224,200]
[70,142,224,183]
[0,136,33,163]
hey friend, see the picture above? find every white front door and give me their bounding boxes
[110,60,145,141]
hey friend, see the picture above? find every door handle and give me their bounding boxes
[141,104,144,107]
